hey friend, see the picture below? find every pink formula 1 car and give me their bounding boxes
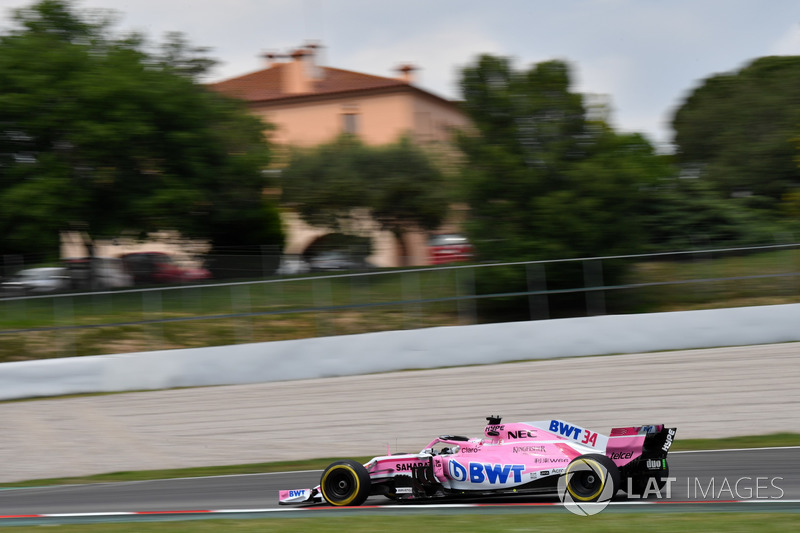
[279,416,677,506]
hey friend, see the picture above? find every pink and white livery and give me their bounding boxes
[279,416,677,506]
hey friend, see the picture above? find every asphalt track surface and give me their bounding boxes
[1,447,799,524]
[2,342,799,484]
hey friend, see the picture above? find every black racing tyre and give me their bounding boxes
[629,460,670,498]
[320,459,371,506]
[564,454,621,502]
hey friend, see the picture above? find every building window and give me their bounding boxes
[342,113,359,134]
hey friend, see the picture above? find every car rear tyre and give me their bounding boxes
[320,460,371,506]
[564,454,620,502]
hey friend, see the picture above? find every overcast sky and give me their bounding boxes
[2,0,800,149]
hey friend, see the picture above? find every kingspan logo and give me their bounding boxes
[557,457,615,516]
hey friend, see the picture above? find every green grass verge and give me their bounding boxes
[1,514,799,532]
[2,433,797,489]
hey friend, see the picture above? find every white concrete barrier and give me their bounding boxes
[1,303,799,401]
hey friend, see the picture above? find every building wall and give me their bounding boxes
[253,90,452,147]
[257,91,468,266]
[281,210,399,268]
[410,95,469,143]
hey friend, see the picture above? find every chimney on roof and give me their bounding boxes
[396,64,417,84]
[281,47,311,94]
[262,51,280,68]
[303,41,324,81]
[281,44,324,94]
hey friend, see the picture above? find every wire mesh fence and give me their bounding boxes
[1,243,798,361]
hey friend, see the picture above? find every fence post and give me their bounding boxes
[313,277,333,336]
[457,266,476,326]
[261,245,272,279]
[53,295,76,357]
[583,259,606,316]
[526,263,549,320]
[231,283,253,343]
[795,244,800,296]
[143,290,164,350]
[402,270,422,329]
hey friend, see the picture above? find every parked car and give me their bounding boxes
[308,250,369,272]
[276,255,311,276]
[63,257,133,290]
[1,267,70,295]
[428,233,474,265]
[120,252,211,284]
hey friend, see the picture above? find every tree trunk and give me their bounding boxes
[393,229,409,267]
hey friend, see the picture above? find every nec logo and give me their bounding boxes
[449,461,525,485]
[507,430,536,439]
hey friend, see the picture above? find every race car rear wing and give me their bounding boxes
[608,425,677,461]
[642,426,677,459]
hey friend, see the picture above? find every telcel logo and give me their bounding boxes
[608,451,633,460]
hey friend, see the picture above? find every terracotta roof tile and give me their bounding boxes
[210,64,408,103]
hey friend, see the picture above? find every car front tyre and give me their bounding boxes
[320,459,371,506]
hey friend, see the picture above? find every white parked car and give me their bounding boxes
[276,255,310,276]
[1,267,70,295]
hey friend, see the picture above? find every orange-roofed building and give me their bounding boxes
[209,44,470,267]
[210,43,469,147]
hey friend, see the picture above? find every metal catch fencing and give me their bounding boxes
[1,243,798,360]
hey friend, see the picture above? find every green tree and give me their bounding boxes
[672,56,800,204]
[281,135,448,264]
[0,0,283,262]
[458,55,668,262]
[457,55,679,318]
[640,177,782,250]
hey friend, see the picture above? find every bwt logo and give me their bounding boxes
[549,420,582,439]
[288,490,307,498]
[549,420,599,446]
[449,460,525,485]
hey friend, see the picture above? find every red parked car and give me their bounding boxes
[120,252,211,284]
[428,234,474,265]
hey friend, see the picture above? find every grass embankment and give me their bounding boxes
[2,433,797,489]
[2,514,799,532]
[0,268,465,362]
[1,248,798,362]
[627,248,800,312]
